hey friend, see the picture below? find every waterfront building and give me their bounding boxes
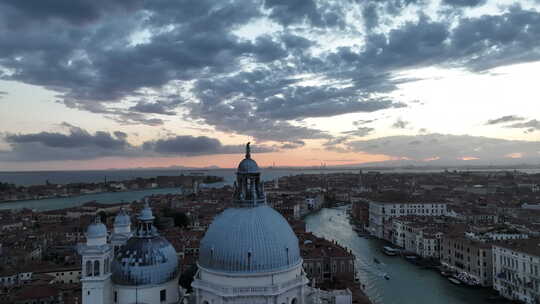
[350,199,369,229]
[392,217,446,259]
[493,239,540,303]
[299,232,356,287]
[192,144,352,304]
[446,206,499,224]
[368,200,447,239]
[440,232,493,287]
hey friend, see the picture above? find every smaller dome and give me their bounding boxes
[114,209,131,226]
[238,158,259,174]
[112,236,178,285]
[87,220,107,238]
[139,203,155,221]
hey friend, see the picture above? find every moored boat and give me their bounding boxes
[448,277,462,285]
[382,246,398,256]
[440,270,453,277]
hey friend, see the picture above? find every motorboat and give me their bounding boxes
[382,246,399,256]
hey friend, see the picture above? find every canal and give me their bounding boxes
[305,206,493,304]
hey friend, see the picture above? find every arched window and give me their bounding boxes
[291,298,298,304]
[94,260,100,276]
[203,301,209,304]
[105,258,110,273]
[86,261,92,276]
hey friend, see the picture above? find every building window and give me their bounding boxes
[160,289,166,302]
[291,298,298,304]
[94,260,100,276]
[114,291,118,303]
[86,261,92,276]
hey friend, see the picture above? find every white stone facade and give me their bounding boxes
[192,263,309,304]
[369,201,447,239]
[493,244,540,303]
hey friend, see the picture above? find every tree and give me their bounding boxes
[163,208,190,228]
[98,211,107,223]
[173,212,190,228]
[179,265,197,292]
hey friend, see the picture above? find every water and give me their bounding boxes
[305,207,494,304]
[2,167,538,186]
[0,187,182,211]
[0,168,364,186]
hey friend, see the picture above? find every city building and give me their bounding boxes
[392,217,447,259]
[368,200,447,239]
[493,239,540,303]
[440,232,493,287]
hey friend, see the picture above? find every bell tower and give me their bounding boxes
[81,217,113,304]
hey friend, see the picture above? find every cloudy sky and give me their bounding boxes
[1,0,540,170]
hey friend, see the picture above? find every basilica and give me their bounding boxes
[80,144,353,304]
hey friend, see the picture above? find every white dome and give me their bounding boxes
[198,205,301,273]
[86,220,107,238]
[114,209,131,226]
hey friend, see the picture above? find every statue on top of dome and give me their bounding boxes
[246,142,251,159]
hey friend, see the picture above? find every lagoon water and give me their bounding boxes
[0,187,183,211]
[2,167,539,187]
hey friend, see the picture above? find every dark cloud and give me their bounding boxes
[442,0,485,7]
[506,119,540,132]
[0,0,142,27]
[322,136,352,153]
[263,0,345,28]
[113,131,128,139]
[353,119,377,126]
[277,140,305,150]
[142,136,276,156]
[5,126,128,150]
[347,133,540,163]
[392,118,410,129]
[341,127,374,137]
[129,101,176,116]
[186,67,403,142]
[486,115,525,125]
[449,6,540,70]
[0,126,277,161]
[362,3,379,30]
[2,125,133,161]
[1,1,540,145]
